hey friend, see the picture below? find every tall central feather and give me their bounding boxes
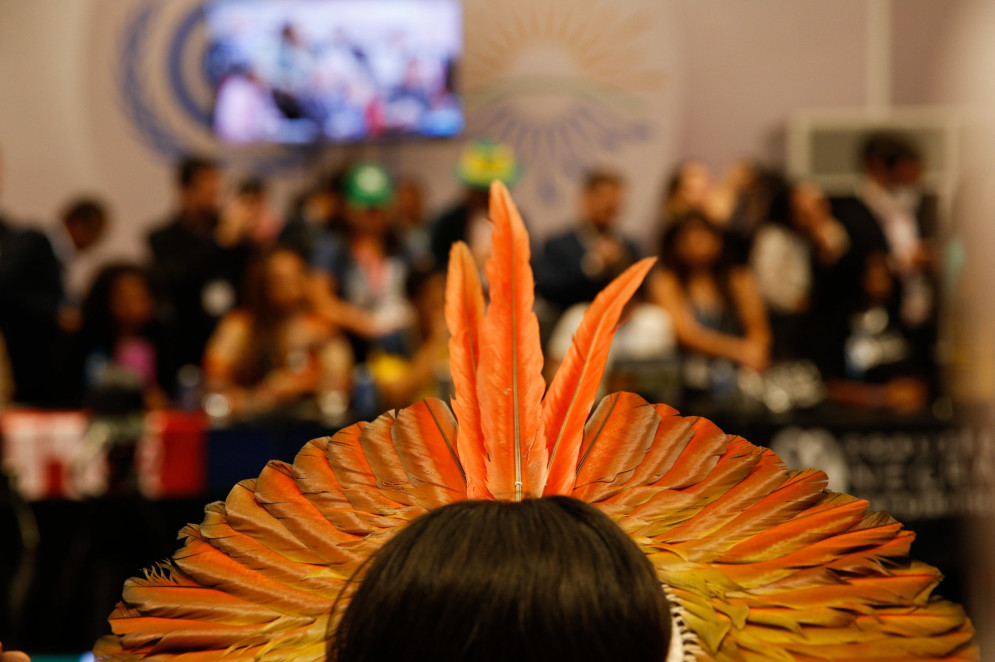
[478,181,547,500]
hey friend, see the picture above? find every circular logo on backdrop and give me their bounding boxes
[463,0,668,205]
[118,0,673,186]
[117,0,305,172]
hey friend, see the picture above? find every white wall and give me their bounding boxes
[675,0,870,169]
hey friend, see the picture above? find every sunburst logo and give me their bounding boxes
[463,0,669,205]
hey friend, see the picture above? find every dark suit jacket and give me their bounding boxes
[148,216,250,388]
[429,202,470,269]
[534,227,639,310]
[0,218,63,404]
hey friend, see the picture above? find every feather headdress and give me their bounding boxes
[94,183,976,661]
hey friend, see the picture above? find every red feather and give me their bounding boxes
[542,258,656,495]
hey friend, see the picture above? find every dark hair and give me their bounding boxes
[764,176,795,229]
[237,176,267,197]
[230,245,309,385]
[404,264,444,301]
[663,159,701,206]
[660,210,734,298]
[62,197,107,227]
[80,263,154,349]
[176,155,219,189]
[583,168,623,193]
[329,497,670,662]
[860,132,920,172]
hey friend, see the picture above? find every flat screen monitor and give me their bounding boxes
[204,0,463,144]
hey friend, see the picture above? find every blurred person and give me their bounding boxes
[535,169,638,311]
[0,152,62,405]
[664,160,759,264]
[393,175,432,268]
[281,168,348,261]
[430,138,520,268]
[267,24,318,122]
[227,176,283,248]
[214,65,284,143]
[720,163,785,264]
[148,155,252,395]
[662,160,714,224]
[309,163,413,355]
[386,59,431,131]
[750,180,850,360]
[366,266,450,410]
[832,133,938,329]
[203,247,351,419]
[649,211,771,403]
[44,196,112,336]
[823,251,932,414]
[63,264,169,410]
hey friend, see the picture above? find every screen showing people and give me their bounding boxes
[206,0,464,144]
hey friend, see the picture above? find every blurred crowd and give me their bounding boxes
[0,133,942,425]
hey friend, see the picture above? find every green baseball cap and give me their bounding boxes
[455,138,521,190]
[344,163,394,208]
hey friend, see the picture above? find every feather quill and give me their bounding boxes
[542,257,656,495]
[477,181,547,499]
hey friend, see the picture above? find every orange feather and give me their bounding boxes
[477,181,547,500]
[444,241,490,498]
[573,392,660,502]
[391,398,467,509]
[542,257,656,495]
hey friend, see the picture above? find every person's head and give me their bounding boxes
[236,176,267,207]
[343,163,394,238]
[662,210,727,276]
[298,169,347,229]
[581,169,625,233]
[177,155,222,216]
[248,247,310,319]
[61,197,108,252]
[329,497,670,662]
[281,23,302,46]
[665,160,713,219]
[82,264,155,344]
[789,181,830,234]
[860,132,922,190]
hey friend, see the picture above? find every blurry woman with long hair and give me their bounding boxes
[649,211,770,403]
[65,263,169,409]
[204,247,352,419]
